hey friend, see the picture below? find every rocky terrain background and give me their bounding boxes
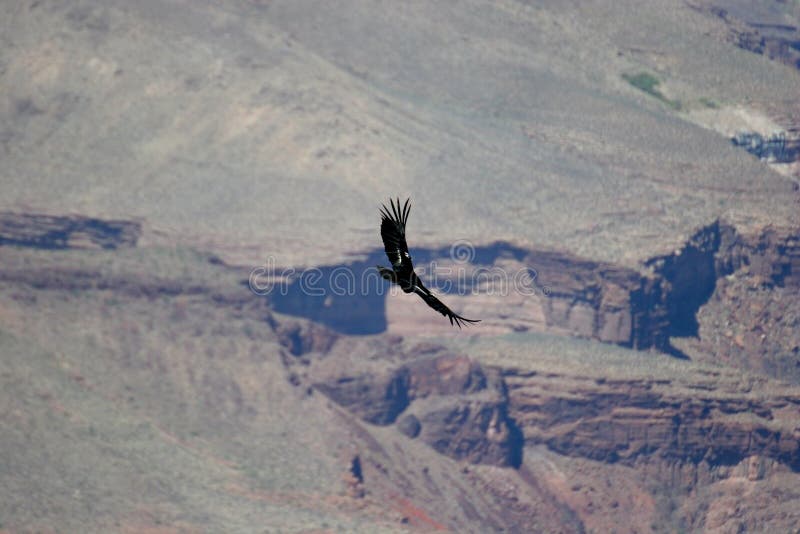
[1,0,800,532]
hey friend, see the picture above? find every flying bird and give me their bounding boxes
[377,197,480,328]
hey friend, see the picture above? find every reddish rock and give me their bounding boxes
[312,352,522,467]
[503,368,800,471]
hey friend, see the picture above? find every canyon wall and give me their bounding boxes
[267,221,799,369]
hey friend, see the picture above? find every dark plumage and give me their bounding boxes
[377,197,480,328]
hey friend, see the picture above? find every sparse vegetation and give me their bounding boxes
[3,0,800,531]
[622,72,681,110]
[623,72,661,95]
[699,97,719,109]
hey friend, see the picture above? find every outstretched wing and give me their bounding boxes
[378,197,481,328]
[412,280,481,329]
[380,197,413,277]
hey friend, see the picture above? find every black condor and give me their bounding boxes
[377,198,480,328]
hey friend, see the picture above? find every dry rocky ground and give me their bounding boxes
[2,0,800,532]
[1,211,799,532]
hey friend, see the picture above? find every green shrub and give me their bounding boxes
[623,72,661,95]
[699,97,719,109]
[623,72,681,110]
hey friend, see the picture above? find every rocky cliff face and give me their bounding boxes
[695,224,800,382]
[264,242,664,345]
[283,315,800,484]
[694,3,800,73]
[731,131,800,164]
[267,220,800,372]
[715,223,800,289]
[3,227,799,532]
[503,367,800,472]
[7,210,787,391]
[309,349,523,467]
[282,319,800,531]
[516,250,668,350]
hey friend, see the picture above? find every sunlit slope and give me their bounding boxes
[1,0,797,267]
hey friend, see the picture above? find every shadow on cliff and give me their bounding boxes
[265,226,732,363]
[0,212,141,250]
[267,251,390,335]
[266,243,532,335]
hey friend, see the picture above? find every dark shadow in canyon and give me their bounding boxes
[647,221,722,340]
[265,231,727,362]
[0,212,140,249]
[266,242,536,335]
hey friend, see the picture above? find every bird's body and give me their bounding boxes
[377,198,480,328]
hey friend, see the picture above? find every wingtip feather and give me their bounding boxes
[380,197,413,227]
